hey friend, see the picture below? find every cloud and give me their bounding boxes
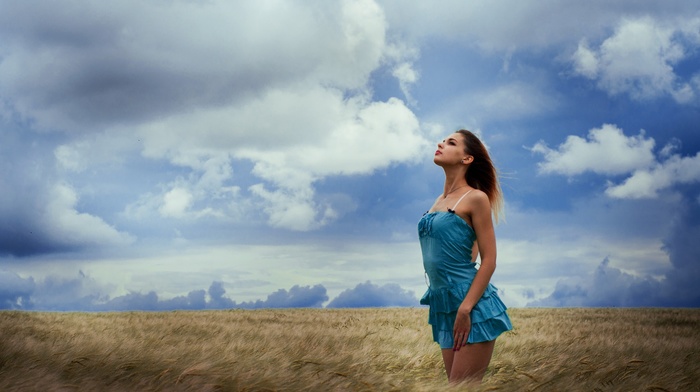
[531,124,700,199]
[54,132,138,173]
[0,270,425,310]
[571,40,599,79]
[326,280,417,308]
[159,187,194,218]
[441,82,558,124]
[122,154,243,223]
[529,197,700,308]
[571,16,700,103]
[207,281,235,309]
[0,127,134,257]
[531,124,656,176]
[136,86,425,230]
[237,284,329,309]
[661,200,700,305]
[0,0,389,131]
[1,268,327,310]
[392,62,419,105]
[2,0,698,314]
[0,272,333,311]
[0,270,35,309]
[528,257,666,307]
[30,271,112,311]
[530,241,700,308]
[44,183,135,247]
[82,281,228,311]
[380,1,699,52]
[239,96,424,230]
[100,289,209,311]
[0,0,427,233]
[605,152,700,199]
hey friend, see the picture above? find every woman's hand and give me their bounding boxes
[452,305,472,351]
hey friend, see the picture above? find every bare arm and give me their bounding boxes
[461,192,496,311]
[452,192,496,349]
[471,240,479,263]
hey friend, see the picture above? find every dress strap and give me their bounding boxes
[450,189,473,211]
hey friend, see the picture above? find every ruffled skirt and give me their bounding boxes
[420,280,512,348]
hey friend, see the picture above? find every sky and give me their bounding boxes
[1,0,699,311]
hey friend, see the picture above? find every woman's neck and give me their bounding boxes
[442,167,468,198]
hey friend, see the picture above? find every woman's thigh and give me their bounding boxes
[448,340,495,383]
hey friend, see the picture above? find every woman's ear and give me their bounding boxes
[462,156,473,164]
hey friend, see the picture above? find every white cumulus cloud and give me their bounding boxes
[531,124,656,176]
[533,124,700,199]
[571,16,700,103]
[45,183,134,247]
[159,187,193,218]
[606,152,700,199]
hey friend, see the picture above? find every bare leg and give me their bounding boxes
[441,349,454,379]
[448,340,495,385]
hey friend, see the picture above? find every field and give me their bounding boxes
[1,308,699,391]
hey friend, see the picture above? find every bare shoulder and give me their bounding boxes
[464,188,491,213]
[468,188,490,204]
[449,188,485,215]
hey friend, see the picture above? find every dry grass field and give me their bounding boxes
[1,307,699,391]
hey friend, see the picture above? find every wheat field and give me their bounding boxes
[0,308,698,391]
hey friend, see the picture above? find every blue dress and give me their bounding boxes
[418,200,512,349]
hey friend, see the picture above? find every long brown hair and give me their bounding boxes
[457,129,504,222]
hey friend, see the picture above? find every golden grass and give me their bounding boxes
[1,308,699,391]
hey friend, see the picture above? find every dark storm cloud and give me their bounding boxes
[0,271,218,311]
[326,281,417,308]
[102,283,328,310]
[0,3,180,129]
[528,258,666,307]
[97,290,207,311]
[660,197,700,306]
[207,281,235,309]
[0,126,133,257]
[1,273,331,311]
[530,196,700,307]
[0,127,68,256]
[235,284,329,309]
[0,271,426,311]
[0,1,325,132]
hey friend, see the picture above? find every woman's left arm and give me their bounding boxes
[462,192,497,310]
[452,192,497,349]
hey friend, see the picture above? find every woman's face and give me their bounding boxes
[434,132,469,166]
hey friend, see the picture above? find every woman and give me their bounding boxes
[418,129,512,384]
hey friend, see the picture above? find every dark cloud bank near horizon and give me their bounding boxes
[529,199,700,308]
[3,255,700,311]
[0,272,420,311]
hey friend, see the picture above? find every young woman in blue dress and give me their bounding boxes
[418,129,512,384]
